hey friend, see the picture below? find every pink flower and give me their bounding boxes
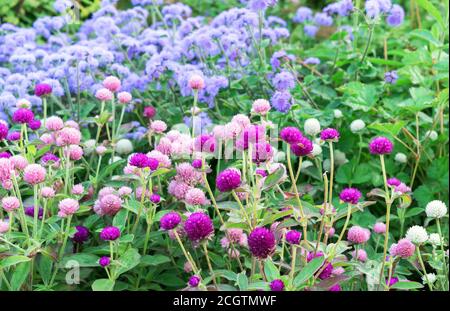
[67,145,84,161]
[10,155,28,171]
[71,184,84,195]
[96,146,107,156]
[150,120,167,133]
[135,186,151,200]
[176,162,201,185]
[103,76,121,92]
[252,99,271,115]
[0,219,9,234]
[373,222,386,234]
[2,197,20,212]
[352,249,368,262]
[23,164,46,185]
[185,188,208,205]
[98,194,122,216]
[155,137,173,155]
[188,74,205,90]
[0,158,13,182]
[58,198,79,218]
[40,133,55,145]
[391,239,415,258]
[98,187,115,199]
[231,114,251,129]
[45,116,64,131]
[224,122,242,139]
[147,150,171,168]
[117,91,132,104]
[394,183,411,194]
[347,226,371,244]
[57,127,81,146]
[64,120,80,129]
[118,186,132,197]
[168,180,192,200]
[95,88,113,101]
[143,106,156,119]
[41,187,56,198]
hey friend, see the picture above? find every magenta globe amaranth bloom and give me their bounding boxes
[286,230,302,245]
[188,275,201,287]
[34,83,52,97]
[320,128,340,141]
[270,279,285,291]
[290,136,313,156]
[216,168,241,192]
[100,226,121,241]
[369,137,393,155]
[248,227,276,259]
[99,256,111,267]
[339,188,362,205]
[184,212,214,242]
[12,108,34,124]
[72,226,90,244]
[160,211,182,230]
[280,127,302,144]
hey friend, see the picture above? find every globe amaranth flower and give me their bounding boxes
[384,71,398,84]
[252,99,271,115]
[191,159,203,169]
[72,226,90,244]
[285,230,302,245]
[352,249,368,262]
[150,194,161,204]
[280,127,302,145]
[339,188,362,205]
[95,88,113,101]
[425,200,447,219]
[129,153,158,170]
[387,177,401,187]
[99,256,111,267]
[58,198,80,218]
[184,212,214,242]
[320,128,340,141]
[12,108,34,124]
[185,188,208,206]
[373,222,386,234]
[188,74,205,90]
[45,116,64,131]
[248,227,276,259]
[216,168,242,192]
[117,91,132,104]
[390,238,415,258]
[98,194,122,216]
[160,211,182,230]
[143,106,157,119]
[406,226,428,244]
[350,119,365,133]
[347,226,371,244]
[100,226,121,241]
[188,275,201,287]
[429,233,442,246]
[0,219,9,234]
[304,118,321,136]
[1,196,20,212]
[269,279,285,291]
[28,119,41,131]
[0,123,8,140]
[369,137,393,155]
[290,136,313,156]
[329,284,342,291]
[103,76,121,92]
[23,164,46,185]
[34,83,52,97]
[194,134,216,153]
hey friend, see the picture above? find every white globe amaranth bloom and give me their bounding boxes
[425,200,447,219]
[334,150,348,166]
[422,273,437,284]
[312,143,322,156]
[424,130,438,141]
[428,233,442,246]
[350,119,366,133]
[394,152,407,163]
[83,139,96,156]
[334,109,343,118]
[115,138,134,155]
[406,225,428,244]
[304,118,321,136]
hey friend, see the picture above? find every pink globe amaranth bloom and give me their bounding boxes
[0,158,14,182]
[185,188,208,206]
[0,219,9,234]
[2,196,20,212]
[45,116,64,131]
[65,120,79,129]
[252,99,271,115]
[188,275,201,287]
[184,212,214,242]
[220,237,230,249]
[150,194,161,204]
[67,145,84,161]
[373,222,386,234]
[251,142,273,163]
[71,184,84,195]
[339,187,362,205]
[369,136,393,155]
[347,226,371,244]
[290,136,313,156]
[231,114,251,129]
[10,155,28,171]
[58,198,79,218]
[216,168,241,192]
[147,150,171,168]
[160,211,182,230]
[286,230,302,245]
[332,267,345,276]
[16,99,31,109]
[226,228,247,246]
[96,145,107,156]
[184,261,193,273]
[57,127,81,146]
[150,120,167,133]
[320,128,340,141]
[100,226,121,241]
[307,251,333,279]
[99,256,111,267]
[118,186,132,197]
[28,119,41,131]
[168,180,192,200]
[41,186,56,198]
[188,74,205,90]
[155,137,172,155]
[40,152,60,167]
[224,121,242,139]
[191,159,203,169]
[103,76,121,92]
[143,106,156,119]
[352,249,368,262]
[391,238,415,258]
[7,131,21,141]
[40,133,55,145]
[280,127,302,144]
[194,134,216,153]
[212,125,226,140]
[99,194,122,216]
[248,227,276,259]
[129,153,152,168]
[0,123,8,140]
[135,186,151,200]
[269,279,285,291]
[12,108,34,124]
[387,177,401,187]
[34,83,52,97]
[95,88,113,101]
[327,227,336,237]
[256,169,268,177]
[394,183,411,194]
[117,91,132,104]
[23,164,46,185]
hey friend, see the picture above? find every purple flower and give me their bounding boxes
[304,57,320,65]
[194,134,216,153]
[25,206,43,219]
[329,284,342,291]
[7,131,21,141]
[28,119,41,131]
[41,153,60,166]
[192,159,203,169]
[184,212,214,242]
[369,137,393,155]
[129,153,158,169]
[0,123,8,140]
[304,25,319,38]
[0,152,11,158]
[150,194,161,204]
[216,168,241,192]
[72,226,90,244]
[271,91,293,113]
[387,277,399,287]
[99,226,121,241]
[387,177,401,187]
[320,128,340,141]
[269,279,285,291]
[290,136,313,156]
[386,5,404,27]
[160,212,182,230]
[272,71,295,91]
[384,71,398,84]
[34,83,52,97]
[293,7,313,23]
[248,227,276,259]
[256,169,268,177]
[286,230,302,245]
[314,13,333,27]
[99,256,111,267]
[12,108,34,124]
[339,188,362,205]
[280,127,302,144]
[188,275,201,287]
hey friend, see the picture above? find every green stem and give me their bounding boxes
[436,219,449,290]
[416,247,433,291]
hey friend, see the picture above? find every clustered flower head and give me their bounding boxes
[184,212,214,242]
[280,127,302,144]
[405,226,428,244]
[100,226,121,241]
[248,227,276,259]
[425,200,447,219]
[216,168,241,192]
[285,230,302,245]
[347,226,371,244]
[160,211,182,231]
[369,136,393,155]
[390,238,415,258]
[320,128,340,141]
[58,198,79,218]
[339,188,362,205]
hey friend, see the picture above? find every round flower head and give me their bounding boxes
[23,164,46,185]
[347,226,371,244]
[352,249,368,262]
[150,120,167,133]
[58,198,79,217]
[270,279,285,291]
[25,206,43,219]
[256,169,267,177]
[160,211,182,230]
[184,212,214,242]
[67,145,84,161]
[12,108,34,124]
[17,98,31,109]
[103,76,121,92]
[116,139,133,155]
[387,277,399,287]
[252,99,271,115]
[320,128,340,141]
[129,153,156,169]
[188,275,201,287]
[350,119,366,133]
[7,131,21,141]
[406,226,428,244]
[425,200,447,219]
[2,197,20,212]
[188,74,205,90]
[248,227,276,259]
[71,184,84,195]
[422,273,437,285]
[290,136,313,156]
[0,219,9,234]
[150,194,161,204]
[216,168,241,192]
[118,186,132,197]
[99,194,122,216]
[34,83,52,97]
[191,159,202,169]
[194,134,216,153]
[339,188,362,205]
[41,186,56,198]
[99,256,111,267]
[395,152,407,163]
[387,178,401,187]
[280,127,302,144]
[429,233,442,246]
[117,91,132,104]
[143,106,156,119]
[391,238,415,258]
[185,188,208,206]
[286,230,302,245]
[369,137,393,155]
[10,155,28,171]
[0,123,8,140]
[28,119,41,131]
[72,226,90,244]
[100,226,121,241]
[95,88,113,101]
[373,222,386,234]
[425,130,438,141]
[329,284,342,292]
[45,116,64,131]
[304,118,321,136]
[57,127,81,145]
[0,152,11,158]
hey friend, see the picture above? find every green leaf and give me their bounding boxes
[92,278,115,291]
[264,260,280,282]
[293,256,325,287]
[368,121,407,136]
[114,248,141,276]
[263,165,286,190]
[113,209,128,229]
[338,82,379,112]
[0,255,31,269]
[10,261,31,291]
[415,0,445,29]
[140,254,171,266]
[60,253,100,268]
[236,272,249,291]
[391,281,424,290]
